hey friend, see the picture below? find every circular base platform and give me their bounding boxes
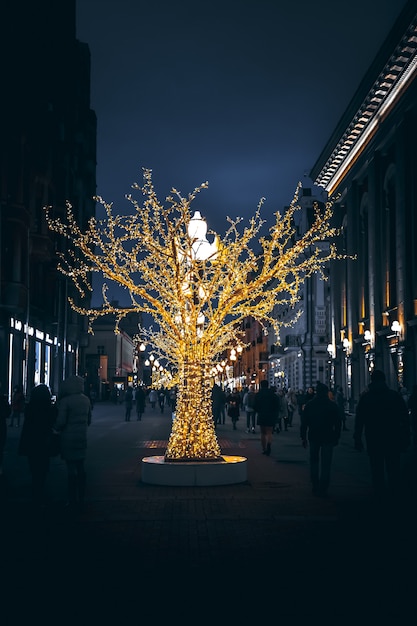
[141,455,248,486]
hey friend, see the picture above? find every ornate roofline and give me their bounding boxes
[310,1,417,196]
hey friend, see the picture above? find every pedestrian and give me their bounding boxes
[242,384,256,433]
[278,389,289,431]
[158,388,166,413]
[148,388,158,409]
[211,383,226,427]
[10,384,25,427]
[354,369,410,500]
[253,380,280,455]
[170,387,177,421]
[407,384,417,448]
[124,386,134,421]
[55,375,92,513]
[286,388,297,426]
[89,387,97,410]
[18,384,58,504]
[335,385,348,430]
[0,387,11,478]
[300,382,342,497]
[227,388,240,430]
[135,386,146,421]
[302,386,315,410]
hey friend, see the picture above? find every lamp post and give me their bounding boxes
[327,343,335,389]
[390,320,403,387]
[229,348,237,388]
[342,337,351,408]
[137,342,146,384]
[362,329,374,378]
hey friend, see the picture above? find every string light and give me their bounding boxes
[45,169,348,461]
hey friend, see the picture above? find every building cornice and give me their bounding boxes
[310,1,417,196]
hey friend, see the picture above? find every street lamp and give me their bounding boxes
[390,320,404,386]
[342,337,352,408]
[229,348,237,387]
[391,320,401,343]
[362,330,374,375]
[327,343,335,388]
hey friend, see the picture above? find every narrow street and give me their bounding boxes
[1,401,416,622]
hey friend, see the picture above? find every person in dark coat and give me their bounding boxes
[18,384,58,504]
[300,382,342,496]
[55,375,92,512]
[227,389,241,430]
[354,369,410,499]
[135,386,146,421]
[0,388,11,477]
[407,384,417,448]
[211,383,226,426]
[124,386,134,421]
[10,384,25,427]
[253,380,280,455]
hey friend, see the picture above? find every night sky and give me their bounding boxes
[76,0,407,305]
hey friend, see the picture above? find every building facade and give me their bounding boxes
[267,182,333,393]
[83,307,142,400]
[0,1,97,399]
[310,0,417,409]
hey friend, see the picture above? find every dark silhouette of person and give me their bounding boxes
[124,386,134,421]
[55,375,92,513]
[354,369,410,500]
[227,389,240,430]
[158,388,166,413]
[211,383,226,426]
[0,386,11,479]
[135,386,146,421]
[300,382,342,496]
[253,380,280,455]
[10,384,25,427]
[18,384,58,504]
[407,384,417,448]
[335,385,348,430]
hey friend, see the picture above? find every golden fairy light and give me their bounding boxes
[45,168,346,461]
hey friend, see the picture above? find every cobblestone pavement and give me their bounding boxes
[1,401,416,622]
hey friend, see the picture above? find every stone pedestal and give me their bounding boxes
[141,455,248,486]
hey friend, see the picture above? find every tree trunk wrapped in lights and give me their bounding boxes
[45,168,347,461]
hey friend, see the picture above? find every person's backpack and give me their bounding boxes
[246,392,256,410]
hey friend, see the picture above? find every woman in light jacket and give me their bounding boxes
[55,375,91,512]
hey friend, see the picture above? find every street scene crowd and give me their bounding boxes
[1,369,415,508]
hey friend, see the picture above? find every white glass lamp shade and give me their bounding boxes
[391,320,401,334]
[188,211,218,261]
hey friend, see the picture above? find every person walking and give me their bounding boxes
[18,384,58,504]
[286,388,297,427]
[227,389,240,430]
[407,384,417,448]
[335,385,348,430]
[354,369,410,500]
[0,387,11,478]
[253,380,280,455]
[300,382,342,497]
[211,383,226,427]
[158,388,166,414]
[278,389,289,431]
[135,386,146,421]
[148,388,158,409]
[242,384,256,433]
[10,384,25,427]
[55,375,92,513]
[124,386,134,421]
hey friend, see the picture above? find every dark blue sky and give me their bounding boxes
[76,0,407,304]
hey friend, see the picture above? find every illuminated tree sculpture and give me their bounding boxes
[45,168,344,462]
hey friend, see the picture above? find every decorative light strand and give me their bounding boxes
[45,169,349,460]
